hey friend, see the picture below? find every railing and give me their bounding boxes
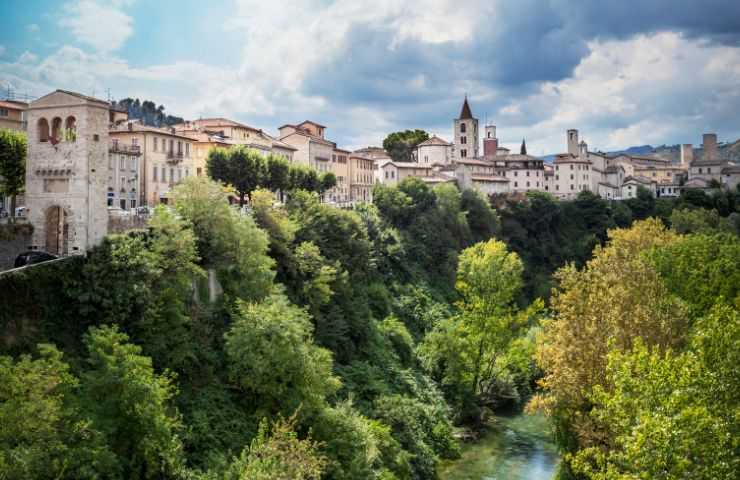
[109,143,141,154]
[166,151,184,163]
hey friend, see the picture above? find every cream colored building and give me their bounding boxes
[330,148,351,205]
[278,121,335,173]
[379,161,434,187]
[350,154,374,203]
[110,122,195,206]
[416,135,452,165]
[107,139,142,210]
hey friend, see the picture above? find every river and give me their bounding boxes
[438,412,559,480]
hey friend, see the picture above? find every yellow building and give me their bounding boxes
[110,121,196,206]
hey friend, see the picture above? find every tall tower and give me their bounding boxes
[483,124,498,157]
[25,90,110,256]
[680,144,693,167]
[702,133,717,161]
[567,129,579,155]
[453,96,479,159]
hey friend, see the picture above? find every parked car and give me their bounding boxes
[14,251,58,268]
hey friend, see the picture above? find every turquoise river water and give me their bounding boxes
[438,413,559,480]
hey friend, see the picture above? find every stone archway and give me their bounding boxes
[45,205,69,255]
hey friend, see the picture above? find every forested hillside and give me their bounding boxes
[0,177,738,479]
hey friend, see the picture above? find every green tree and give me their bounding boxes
[0,344,116,479]
[0,128,27,220]
[171,176,275,301]
[224,294,341,417]
[382,129,429,163]
[206,146,265,205]
[80,325,184,479]
[264,154,291,193]
[320,172,337,194]
[460,188,500,243]
[224,415,326,480]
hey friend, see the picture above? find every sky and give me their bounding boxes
[1,0,740,154]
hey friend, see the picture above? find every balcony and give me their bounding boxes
[166,151,184,164]
[109,143,141,155]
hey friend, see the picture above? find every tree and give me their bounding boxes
[0,344,116,479]
[207,146,266,206]
[264,154,291,194]
[624,186,655,219]
[571,304,739,480]
[420,239,537,422]
[531,219,689,458]
[382,129,429,163]
[224,415,326,480]
[224,293,341,417]
[80,325,184,479]
[320,172,337,194]
[460,189,500,243]
[0,129,27,220]
[171,176,275,301]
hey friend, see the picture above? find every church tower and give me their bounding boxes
[453,96,479,159]
[25,90,110,256]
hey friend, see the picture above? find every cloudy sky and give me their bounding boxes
[1,0,739,154]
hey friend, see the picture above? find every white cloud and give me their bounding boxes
[0,45,6,57]
[26,24,40,33]
[58,0,133,52]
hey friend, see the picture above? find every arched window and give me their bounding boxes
[51,117,62,142]
[460,123,466,133]
[38,118,50,142]
[65,116,77,142]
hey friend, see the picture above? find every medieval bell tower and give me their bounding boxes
[25,90,109,256]
[453,96,479,159]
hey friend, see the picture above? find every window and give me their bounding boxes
[460,123,466,133]
[461,149,467,158]
[109,155,115,169]
[570,164,574,170]
[514,171,518,177]
[107,197,113,207]
[120,157,125,170]
[120,198,127,210]
[170,168,174,183]
[556,185,559,191]
[526,171,530,177]
[570,184,574,190]
[51,117,62,141]
[197,167,202,177]
[707,167,712,173]
[0,108,8,117]
[154,138,158,152]
[38,118,50,142]
[169,139,174,152]
[65,116,76,141]
[699,168,703,174]
[461,136,467,144]
[570,174,574,180]
[153,166,158,182]
[514,182,518,187]
[178,169,182,181]
[526,181,530,187]
[177,141,182,154]
[131,199,137,209]
[555,175,559,180]
[555,165,559,171]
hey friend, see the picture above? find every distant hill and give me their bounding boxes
[111,98,184,127]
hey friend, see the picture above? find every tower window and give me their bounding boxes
[38,118,49,142]
[461,136,466,144]
[460,123,466,133]
[461,149,467,158]
[51,117,62,141]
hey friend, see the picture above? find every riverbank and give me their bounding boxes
[438,412,559,480]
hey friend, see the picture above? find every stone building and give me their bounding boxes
[24,90,110,255]
[416,135,452,165]
[0,99,27,131]
[453,97,479,159]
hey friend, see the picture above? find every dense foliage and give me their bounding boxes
[0,174,737,479]
[0,128,26,218]
[112,98,184,127]
[382,129,430,163]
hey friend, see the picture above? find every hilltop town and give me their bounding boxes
[0,89,739,259]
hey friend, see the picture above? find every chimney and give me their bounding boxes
[127,122,132,131]
[170,127,176,135]
[680,144,693,167]
[702,133,717,161]
[567,129,579,155]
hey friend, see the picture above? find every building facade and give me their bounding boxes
[278,121,335,172]
[110,122,195,206]
[24,90,110,255]
[349,154,374,203]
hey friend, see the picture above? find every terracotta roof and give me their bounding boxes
[553,153,590,164]
[504,153,542,162]
[191,118,262,133]
[334,147,351,154]
[298,120,326,129]
[624,175,655,185]
[418,135,452,147]
[0,100,27,110]
[110,123,195,141]
[388,161,433,169]
[455,157,492,166]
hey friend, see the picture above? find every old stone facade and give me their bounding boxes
[24,90,110,255]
